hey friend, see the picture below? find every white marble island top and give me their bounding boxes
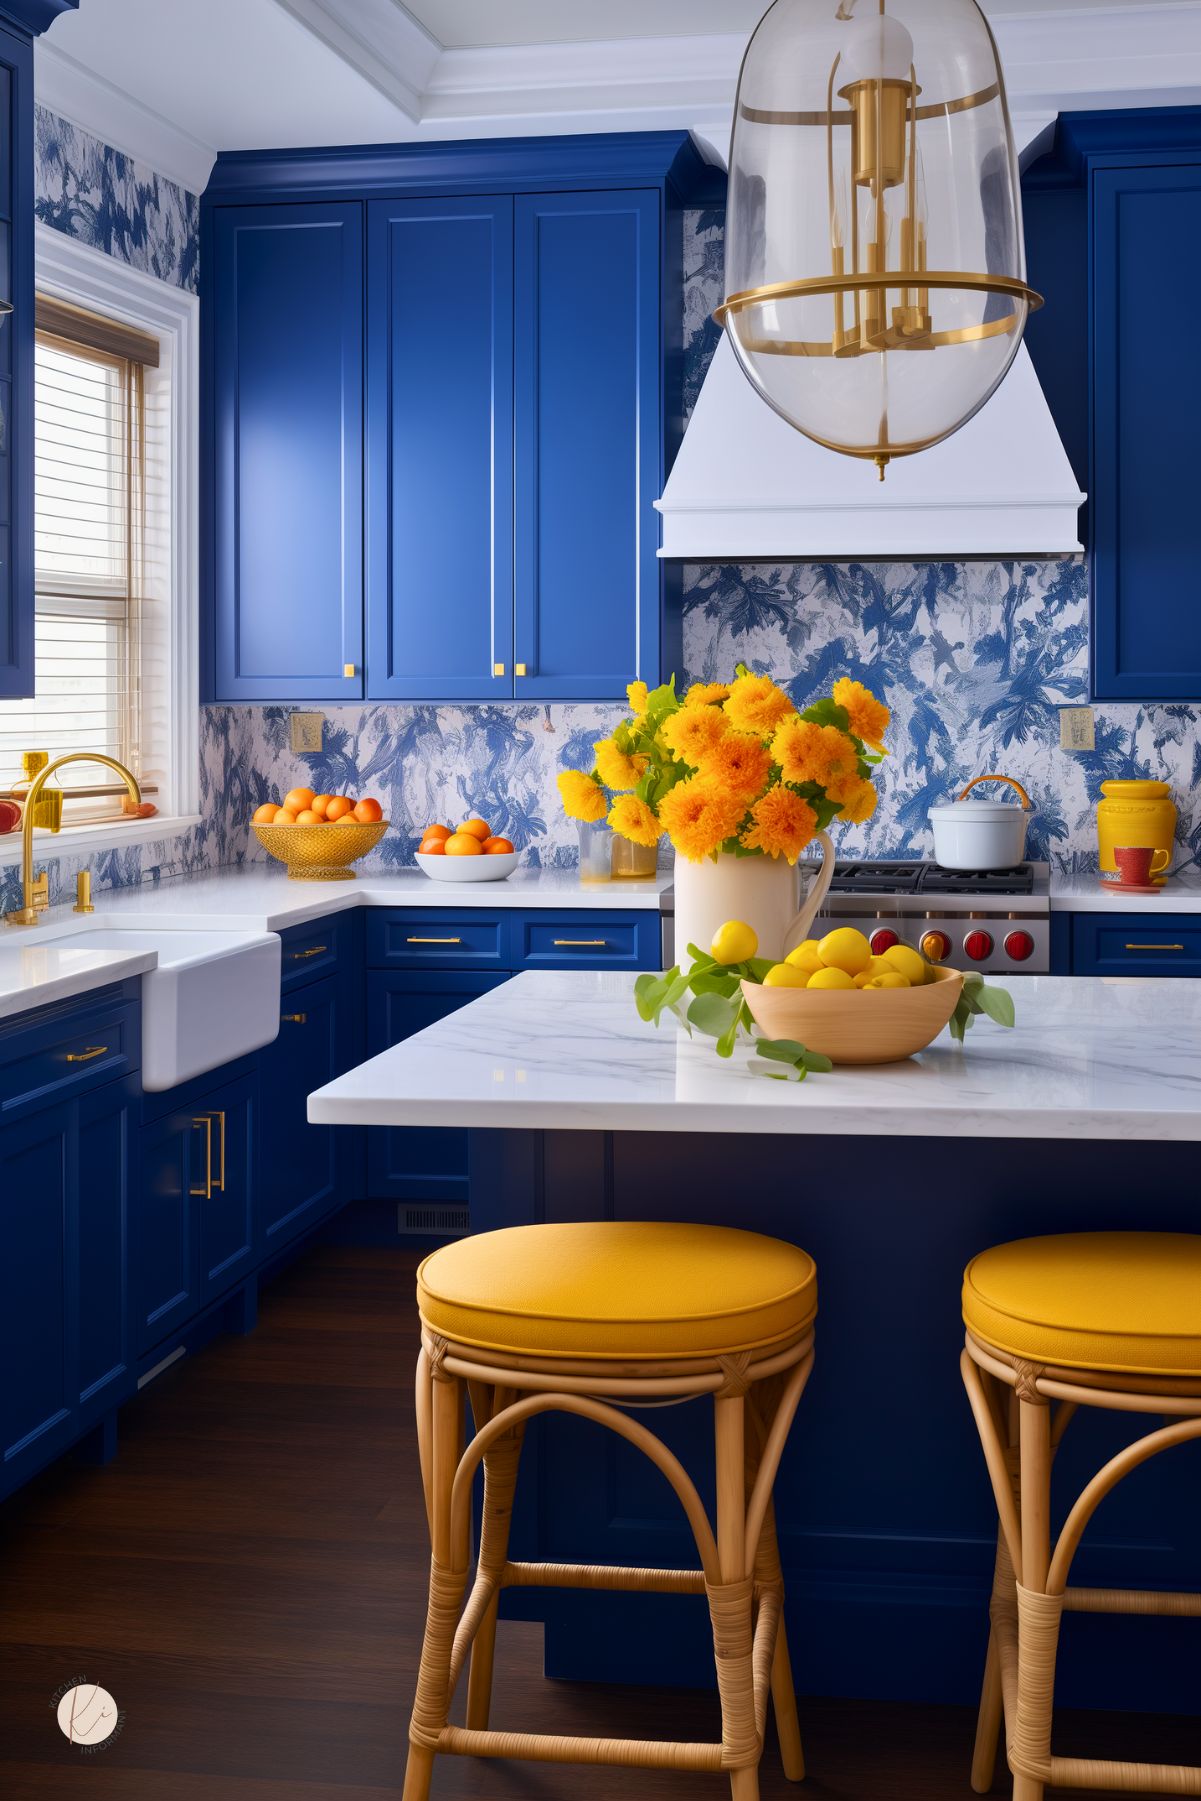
[308,969,1201,1142]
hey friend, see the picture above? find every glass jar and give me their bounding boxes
[611,835,658,879]
[577,820,612,884]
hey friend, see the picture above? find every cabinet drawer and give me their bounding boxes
[366,911,506,969]
[512,912,660,970]
[1072,915,1201,977]
[0,988,140,1123]
[279,910,356,991]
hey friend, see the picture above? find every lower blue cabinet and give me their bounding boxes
[1070,914,1201,977]
[259,971,360,1252]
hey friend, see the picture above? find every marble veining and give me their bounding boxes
[308,969,1201,1142]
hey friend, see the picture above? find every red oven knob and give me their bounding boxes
[1004,929,1035,963]
[870,928,900,953]
[963,929,993,962]
[920,930,952,963]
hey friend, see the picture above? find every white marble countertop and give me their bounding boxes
[0,936,158,1022]
[1050,866,1201,913]
[308,968,1201,1142]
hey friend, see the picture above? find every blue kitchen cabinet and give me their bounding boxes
[206,201,364,702]
[258,968,361,1252]
[0,21,32,700]
[513,190,663,700]
[1070,912,1201,976]
[366,195,514,700]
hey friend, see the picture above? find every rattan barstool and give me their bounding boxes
[960,1231,1201,1801]
[401,1220,817,1800]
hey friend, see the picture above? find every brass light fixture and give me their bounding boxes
[718,0,1040,477]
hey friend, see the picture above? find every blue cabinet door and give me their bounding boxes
[0,23,32,699]
[366,970,509,1207]
[135,1100,201,1353]
[196,1073,256,1303]
[75,1080,134,1421]
[1092,159,1201,699]
[209,201,364,701]
[258,973,357,1252]
[514,189,662,700]
[366,196,514,701]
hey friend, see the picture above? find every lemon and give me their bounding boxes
[881,943,927,985]
[785,940,824,975]
[864,954,895,979]
[817,926,871,976]
[762,962,810,988]
[711,919,758,965]
[852,970,875,988]
[806,965,856,991]
[867,971,911,989]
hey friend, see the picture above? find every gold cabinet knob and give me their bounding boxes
[343,663,356,678]
[515,663,528,677]
[493,662,506,677]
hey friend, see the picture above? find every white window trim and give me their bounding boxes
[0,227,200,866]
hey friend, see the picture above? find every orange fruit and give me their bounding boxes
[444,832,483,856]
[284,786,315,814]
[335,811,360,824]
[310,794,334,819]
[294,808,321,825]
[354,796,383,824]
[419,838,447,856]
[324,796,354,821]
[422,823,452,843]
[483,836,514,854]
[252,803,279,825]
[458,818,491,840]
[273,808,297,826]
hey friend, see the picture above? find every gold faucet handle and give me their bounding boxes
[21,750,48,782]
[73,871,94,914]
[32,789,63,833]
[31,871,49,912]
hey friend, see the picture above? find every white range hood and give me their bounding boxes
[656,335,1085,560]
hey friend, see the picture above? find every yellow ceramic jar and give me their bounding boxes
[1096,780,1176,881]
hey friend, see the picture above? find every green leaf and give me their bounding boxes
[801,1049,834,1073]
[976,983,1016,1028]
[685,944,715,969]
[962,971,984,991]
[756,1038,811,1065]
[634,972,668,1022]
[687,990,740,1040]
[745,957,778,983]
[751,1062,806,1083]
[799,697,852,732]
[690,969,741,997]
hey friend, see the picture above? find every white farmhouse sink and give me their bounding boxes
[78,928,281,1090]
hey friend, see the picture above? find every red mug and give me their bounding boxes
[1113,845,1170,886]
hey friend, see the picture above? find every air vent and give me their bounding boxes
[398,1204,470,1238]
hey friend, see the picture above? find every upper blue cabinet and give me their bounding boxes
[202,133,722,704]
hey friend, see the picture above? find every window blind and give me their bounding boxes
[0,310,149,815]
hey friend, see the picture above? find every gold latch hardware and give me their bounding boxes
[288,946,327,960]
[1124,943,1185,952]
[281,1012,307,1024]
[343,663,356,678]
[493,662,506,677]
[552,939,607,947]
[515,663,528,677]
[65,1045,108,1063]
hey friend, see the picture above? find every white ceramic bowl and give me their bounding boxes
[415,850,519,883]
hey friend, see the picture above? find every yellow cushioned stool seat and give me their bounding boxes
[963,1230,1201,1378]
[418,1221,817,1362]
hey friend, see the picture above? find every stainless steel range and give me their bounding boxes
[661,861,1051,974]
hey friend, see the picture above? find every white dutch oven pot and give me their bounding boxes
[928,774,1033,870]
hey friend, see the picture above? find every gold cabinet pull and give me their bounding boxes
[343,663,356,678]
[289,945,327,960]
[1124,943,1185,952]
[493,662,506,677]
[552,939,607,947]
[282,1012,307,1024]
[65,1045,108,1063]
[189,1111,226,1199]
[406,936,462,944]
[515,663,528,677]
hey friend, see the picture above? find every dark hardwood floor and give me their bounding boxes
[1,1244,1196,1798]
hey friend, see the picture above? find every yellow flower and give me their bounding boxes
[557,768,607,824]
[658,775,747,863]
[833,677,890,752]
[685,681,730,707]
[609,794,661,848]
[626,680,649,720]
[695,730,772,803]
[593,736,648,792]
[659,703,729,767]
[723,672,796,738]
[741,787,818,863]
[771,717,859,790]
[828,774,878,825]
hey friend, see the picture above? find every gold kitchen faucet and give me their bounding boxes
[5,753,141,926]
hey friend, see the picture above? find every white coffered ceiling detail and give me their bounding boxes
[35,0,1201,195]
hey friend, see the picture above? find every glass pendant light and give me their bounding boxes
[718,0,1040,477]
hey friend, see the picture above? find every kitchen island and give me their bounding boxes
[310,973,1201,1714]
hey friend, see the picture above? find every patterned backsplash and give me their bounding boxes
[3,142,1197,911]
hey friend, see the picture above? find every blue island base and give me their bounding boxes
[469,1128,1201,1716]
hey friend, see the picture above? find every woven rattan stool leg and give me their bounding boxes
[1010,1396,1055,1801]
[973,1515,1016,1794]
[403,1367,467,1801]
[466,1395,524,1731]
[745,1384,804,1784]
[714,1392,761,1801]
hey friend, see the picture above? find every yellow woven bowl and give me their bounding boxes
[740,965,965,1065]
[252,819,388,880]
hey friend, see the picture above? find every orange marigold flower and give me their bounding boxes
[695,730,772,803]
[608,794,661,848]
[557,768,607,824]
[827,774,878,825]
[832,677,890,752]
[771,717,859,790]
[658,775,747,863]
[685,681,731,706]
[659,703,729,767]
[741,787,818,863]
[593,736,647,792]
[723,672,796,738]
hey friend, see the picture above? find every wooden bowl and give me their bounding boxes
[252,819,387,880]
[740,965,965,1065]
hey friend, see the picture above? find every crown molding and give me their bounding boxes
[35,39,215,193]
[271,0,440,124]
[0,0,77,36]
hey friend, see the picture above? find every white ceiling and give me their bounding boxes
[34,0,1201,196]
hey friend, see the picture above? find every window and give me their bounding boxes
[0,231,199,850]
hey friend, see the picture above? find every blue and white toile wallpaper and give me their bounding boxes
[4,180,1199,913]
